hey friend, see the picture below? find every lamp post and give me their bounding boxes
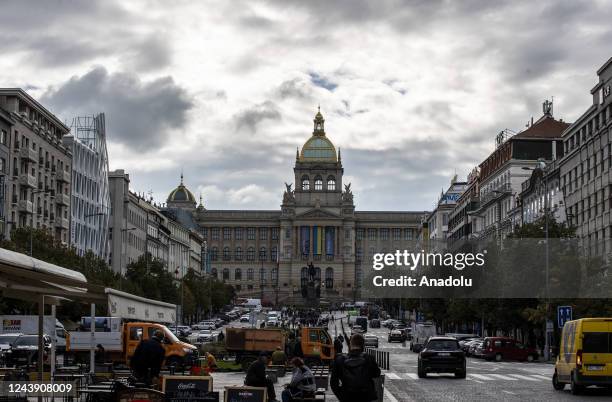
[523,159,550,361]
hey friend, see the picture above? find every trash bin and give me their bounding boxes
[373,374,385,402]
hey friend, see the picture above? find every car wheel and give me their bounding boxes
[527,354,534,362]
[552,372,565,391]
[495,353,502,362]
[570,371,583,395]
[417,362,427,378]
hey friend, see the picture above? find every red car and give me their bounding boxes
[482,337,538,362]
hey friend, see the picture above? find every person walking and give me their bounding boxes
[331,334,380,402]
[245,352,278,402]
[130,330,166,386]
[334,336,344,355]
[281,357,316,402]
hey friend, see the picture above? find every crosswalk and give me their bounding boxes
[383,372,552,382]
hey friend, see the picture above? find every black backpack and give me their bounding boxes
[340,353,370,393]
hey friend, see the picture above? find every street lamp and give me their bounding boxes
[522,160,551,361]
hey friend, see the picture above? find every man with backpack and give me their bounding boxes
[331,333,381,402]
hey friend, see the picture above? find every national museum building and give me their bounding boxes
[166,110,426,304]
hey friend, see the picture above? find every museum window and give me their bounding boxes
[235,227,243,240]
[325,267,334,288]
[223,227,231,240]
[247,268,254,280]
[356,247,363,262]
[404,229,413,240]
[235,247,243,261]
[271,246,278,261]
[222,268,230,281]
[247,247,255,261]
[259,228,268,240]
[392,228,401,240]
[301,175,310,191]
[271,268,278,284]
[210,247,218,261]
[327,176,336,191]
[235,268,242,281]
[368,228,376,240]
[259,247,267,261]
[247,227,256,240]
[211,227,219,240]
[271,228,279,240]
[223,247,230,261]
[381,228,389,240]
[260,268,267,285]
[285,228,291,239]
[211,268,217,278]
[356,228,364,241]
[314,175,323,191]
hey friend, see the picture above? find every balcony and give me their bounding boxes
[19,147,37,162]
[18,200,33,214]
[18,173,37,188]
[57,193,70,206]
[55,169,70,183]
[55,217,69,230]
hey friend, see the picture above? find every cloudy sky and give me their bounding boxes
[1,0,610,211]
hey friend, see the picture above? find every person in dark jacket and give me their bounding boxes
[130,330,166,385]
[245,352,277,401]
[331,334,380,402]
[334,336,344,355]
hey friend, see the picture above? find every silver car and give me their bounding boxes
[364,334,379,348]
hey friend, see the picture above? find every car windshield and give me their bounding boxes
[426,340,459,350]
[14,336,38,346]
[0,334,20,344]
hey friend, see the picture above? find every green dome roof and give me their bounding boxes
[167,174,196,203]
[299,108,337,162]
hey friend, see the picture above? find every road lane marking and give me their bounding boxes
[501,390,516,395]
[384,388,399,402]
[469,374,495,380]
[404,373,419,380]
[508,374,541,381]
[386,372,401,380]
[488,374,517,380]
[530,374,551,380]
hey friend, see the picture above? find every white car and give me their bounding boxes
[266,318,279,327]
[240,315,251,322]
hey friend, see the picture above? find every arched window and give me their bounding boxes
[235,247,243,261]
[271,246,278,261]
[301,175,310,191]
[325,267,334,288]
[247,247,255,261]
[259,247,266,261]
[210,247,218,261]
[235,268,242,281]
[271,267,278,283]
[211,268,217,278]
[223,247,230,260]
[301,267,308,287]
[247,268,254,280]
[327,176,336,191]
[222,268,230,280]
[314,175,323,191]
[260,268,266,285]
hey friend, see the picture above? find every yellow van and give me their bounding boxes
[553,318,612,394]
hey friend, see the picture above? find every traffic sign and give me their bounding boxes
[557,306,572,328]
[416,311,424,323]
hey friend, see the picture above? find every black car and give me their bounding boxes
[370,319,381,328]
[9,335,51,367]
[418,336,466,378]
[388,329,405,343]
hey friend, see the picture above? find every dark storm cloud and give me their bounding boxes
[234,101,282,132]
[308,72,338,91]
[41,67,193,151]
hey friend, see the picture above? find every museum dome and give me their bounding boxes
[299,108,337,162]
[167,174,196,203]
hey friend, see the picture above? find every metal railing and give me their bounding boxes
[365,348,390,370]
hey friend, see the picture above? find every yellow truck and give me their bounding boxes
[225,327,334,370]
[68,321,197,368]
[553,318,612,394]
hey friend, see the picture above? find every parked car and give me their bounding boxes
[470,340,485,358]
[266,318,279,327]
[388,329,405,343]
[418,336,466,378]
[482,337,538,362]
[461,338,481,356]
[351,325,364,336]
[10,334,51,366]
[364,334,379,348]
[370,319,381,329]
[240,315,250,323]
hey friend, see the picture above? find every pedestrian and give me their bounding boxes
[281,357,316,402]
[334,336,343,355]
[245,352,278,402]
[293,336,304,358]
[95,344,106,364]
[331,333,381,402]
[130,330,166,386]
[217,331,225,342]
[205,352,218,373]
[271,346,287,366]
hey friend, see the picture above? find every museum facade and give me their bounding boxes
[166,110,427,304]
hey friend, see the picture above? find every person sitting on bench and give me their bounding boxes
[245,352,278,402]
[281,357,316,402]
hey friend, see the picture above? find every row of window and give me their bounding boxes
[566,185,611,226]
[355,228,415,241]
[210,267,278,282]
[210,246,279,261]
[564,103,611,154]
[203,227,280,241]
[562,144,612,195]
[301,175,336,191]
